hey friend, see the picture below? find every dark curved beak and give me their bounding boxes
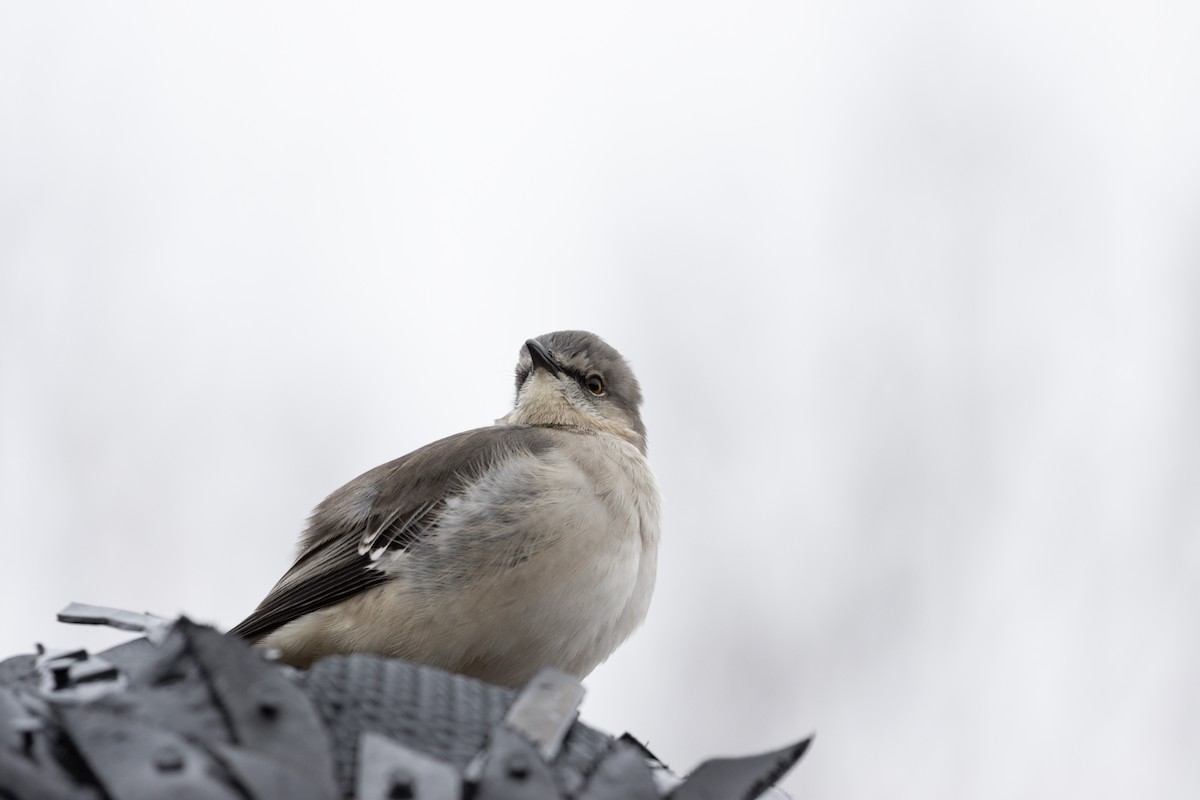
[525,339,561,377]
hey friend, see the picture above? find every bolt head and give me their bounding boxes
[506,753,531,781]
[154,747,185,772]
[387,767,415,799]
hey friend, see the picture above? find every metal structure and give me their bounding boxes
[0,604,811,799]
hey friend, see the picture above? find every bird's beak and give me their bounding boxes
[525,339,561,377]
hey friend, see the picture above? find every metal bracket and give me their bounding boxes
[57,602,173,644]
[472,726,561,800]
[174,620,340,800]
[576,739,660,800]
[669,735,813,800]
[355,731,463,800]
[35,646,125,702]
[56,701,244,800]
[501,667,584,762]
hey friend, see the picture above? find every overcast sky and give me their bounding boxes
[2,3,1198,798]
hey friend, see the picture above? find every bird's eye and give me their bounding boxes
[585,375,605,395]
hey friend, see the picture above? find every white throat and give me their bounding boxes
[499,372,641,449]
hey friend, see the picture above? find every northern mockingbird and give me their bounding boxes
[230,330,660,688]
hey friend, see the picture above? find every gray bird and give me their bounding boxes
[229,330,660,688]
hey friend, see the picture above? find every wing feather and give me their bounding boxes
[228,425,556,642]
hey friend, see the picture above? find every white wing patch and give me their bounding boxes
[356,498,442,560]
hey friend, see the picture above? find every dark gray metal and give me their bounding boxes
[174,620,339,800]
[355,731,463,800]
[1,609,813,799]
[119,627,235,745]
[669,736,813,800]
[35,646,87,664]
[68,657,120,686]
[35,646,87,693]
[0,684,97,799]
[214,742,339,800]
[56,701,243,800]
[577,739,660,800]
[0,744,99,800]
[501,667,585,762]
[36,647,126,702]
[0,686,36,752]
[57,602,173,643]
[472,727,561,800]
[25,617,340,799]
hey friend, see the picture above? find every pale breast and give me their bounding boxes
[418,429,661,683]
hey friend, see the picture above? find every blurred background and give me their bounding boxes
[2,2,1198,797]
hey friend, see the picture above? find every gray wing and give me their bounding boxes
[228,425,557,642]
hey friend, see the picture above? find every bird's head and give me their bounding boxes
[499,330,647,454]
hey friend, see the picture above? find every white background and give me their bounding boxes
[2,3,1198,797]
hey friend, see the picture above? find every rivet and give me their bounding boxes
[51,663,72,690]
[506,753,531,780]
[154,669,186,687]
[387,767,416,798]
[15,719,38,758]
[154,746,185,772]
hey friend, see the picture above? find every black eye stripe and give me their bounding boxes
[517,356,604,395]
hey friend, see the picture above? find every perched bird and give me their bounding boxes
[229,330,660,688]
